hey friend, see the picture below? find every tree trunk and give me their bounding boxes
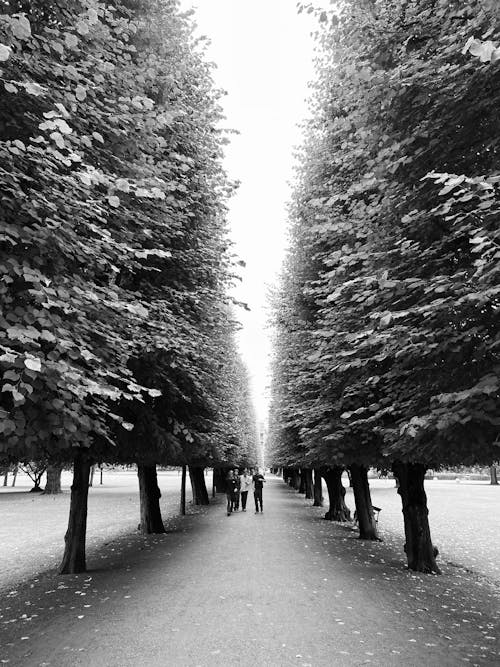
[11,465,17,487]
[59,450,91,574]
[303,468,313,499]
[350,464,380,541]
[137,464,166,534]
[29,469,45,492]
[490,465,498,485]
[44,464,62,494]
[2,470,7,486]
[213,467,227,493]
[189,465,209,505]
[321,466,351,521]
[290,469,301,490]
[313,468,323,507]
[180,465,186,515]
[89,464,95,487]
[393,461,441,574]
[299,469,306,494]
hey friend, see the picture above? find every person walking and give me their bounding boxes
[233,468,241,511]
[226,470,238,516]
[253,468,266,513]
[239,469,252,512]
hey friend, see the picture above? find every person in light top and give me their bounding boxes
[239,468,253,512]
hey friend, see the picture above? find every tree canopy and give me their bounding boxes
[0,0,256,469]
[269,0,500,472]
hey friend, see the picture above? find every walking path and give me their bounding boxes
[1,477,499,666]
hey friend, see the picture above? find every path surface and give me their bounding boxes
[1,477,499,666]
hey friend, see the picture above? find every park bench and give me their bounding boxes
[353,505,381,526]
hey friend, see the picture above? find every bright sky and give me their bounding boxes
[180,1,326,422]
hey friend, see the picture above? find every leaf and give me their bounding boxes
[0,44,11,61]
[87,8,99,25]
[78,172,92,186]
[50,132,65,149]
[54,118,72,135]
[147,389,162,398]
[12,389,24,404]
[108,195,120,208]
[40,329,56,342]
[75,85,87,101]
[24,358,41,372]
[11,15,32,40]
[23,82,45,96]
[76,20,90,35]
[55,103,70,117]
[4,82,18,94]
[115,179,130,193]
[92,132,104,143]
[64,33,79,49]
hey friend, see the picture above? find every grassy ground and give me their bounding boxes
[0,470,186,591]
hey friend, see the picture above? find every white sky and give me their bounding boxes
[180,1,326,421]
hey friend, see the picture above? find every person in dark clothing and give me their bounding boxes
[253,469,266,513]
[226,470,238,516]
[233,468,241,511]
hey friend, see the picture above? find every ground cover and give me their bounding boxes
[0,470,188,591]
[0,477,499,666]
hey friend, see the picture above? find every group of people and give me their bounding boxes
[225,468,265,516]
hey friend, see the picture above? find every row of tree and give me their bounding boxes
[268,0,500,573]
[0,0,258,573]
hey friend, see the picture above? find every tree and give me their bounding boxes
[270,0,500,571]
[0,0,250,570]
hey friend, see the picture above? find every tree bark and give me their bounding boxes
[350,464,381,541]
[44,464,62,494]
[137,464,166,534]
[59,450,91,574]
[299,469,306,494]
[213,467,227,493]
[2,470,7,486]
[180,465,186,515]
[313,468,323,507]
[189,465,209,505]
[490,465,498,485]
[89,464,95,487]
[303,468,313,499]
[321,466,351,521]
[393,461,441,574]
[290,469,301,490]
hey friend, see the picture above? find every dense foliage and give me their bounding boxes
[269,0,500,472]
[0,0,255,468]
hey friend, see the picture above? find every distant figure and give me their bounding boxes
[239,468,252,512]
[253,468,266,513]
[226,470,238,516]
[233,468,241,511]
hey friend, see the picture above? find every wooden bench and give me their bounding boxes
[353,505,382,526]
